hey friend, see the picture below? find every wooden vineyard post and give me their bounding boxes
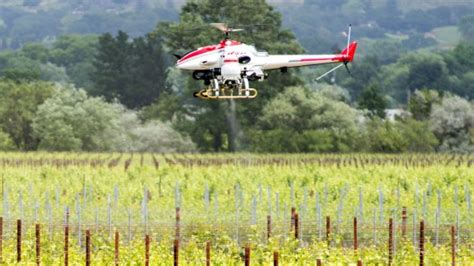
[244,245,250,266]
[145,235,150,266]
[267,215,272,240]
[176,207,180,240]
[65,205,70,265]
[205,241,211,266]
[273,251,279,266]
[295,213,299,240]
[16,219,21,263]
[36,224,41,266]
[388,218,393,266]
[402,207,407,239]
[174,239,179,266]
[353,217,358,254]
[85,230,91,266]
[451,226,455,266]
[357,259,363,266]
[0,217,3,263]
[115,231,120,266]
[64,225,69,266]
[326,216,331,246]
[317,258,322,266]
[419,220,424,266]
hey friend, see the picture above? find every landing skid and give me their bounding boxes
[193,88,258,100]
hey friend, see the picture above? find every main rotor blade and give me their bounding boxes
[210,23,228,32]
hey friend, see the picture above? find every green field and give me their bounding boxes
[432,26,462,49]
[0,153,472,264]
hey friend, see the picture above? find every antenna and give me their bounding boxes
[346,24,352,59]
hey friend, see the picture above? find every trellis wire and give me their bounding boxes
[372,208,377,244]
[142,189,148,235]
[275,192,280,221]
[358,187,363,225]
[251,195,257,225]
[435,190,441,246]
[204,184,210,222]
[107,194,112,238]
[378,188,384,226]
[235,184,241,244]
[18,191,24,226]
[213,192,219,222]
[454,186,460,250]
[76,195,82,247]
[316,192,322,240]
[267,186,272,217]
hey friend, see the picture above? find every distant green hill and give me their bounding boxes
[397,0,473,11]
[2,0,472,10]
[0,0,472,51]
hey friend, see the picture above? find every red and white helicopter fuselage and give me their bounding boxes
[176,25,357,99]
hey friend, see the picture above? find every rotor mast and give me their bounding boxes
[210,23,243,40]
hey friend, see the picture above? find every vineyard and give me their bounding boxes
[0,153,473,264]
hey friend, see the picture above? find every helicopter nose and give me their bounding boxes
[176,60,194,70]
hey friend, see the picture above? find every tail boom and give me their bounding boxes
[261,41,358,70]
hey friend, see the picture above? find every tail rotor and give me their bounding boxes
[315,24,357,81]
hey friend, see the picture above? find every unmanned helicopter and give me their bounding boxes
[175,23,358,100]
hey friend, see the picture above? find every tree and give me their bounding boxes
[397,118,438,152]
[364,118,408,153]
[407,89,442,120]
[127,33,168,108]
[430,95,474,152]
[405,53,448,92]
[251,86,362,152]
[120,120,196,153]
[0,130,15,150]
[341,55,381,99]
[92,31,168,109]
[9,10,61,49]
[0,54,41,81]
[32,85,123,151]
[155,0,304,151]
[49,35,98,89]
[382,53,448,103]
[23,0,40,7]
[40,63,70,83]
[0,80,54,150]
[32,85,196,152]
[21,43,50,62]
[452,42,474,73]
[459,15,474,42]
[462,71,474,99]
[92,31,132,103]
[358,83,387,118]
[108,110,195,153]
[361,117,438,153]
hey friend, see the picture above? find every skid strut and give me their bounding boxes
[194,88,258,100]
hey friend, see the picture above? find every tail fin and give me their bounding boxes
[340,42,358,62]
